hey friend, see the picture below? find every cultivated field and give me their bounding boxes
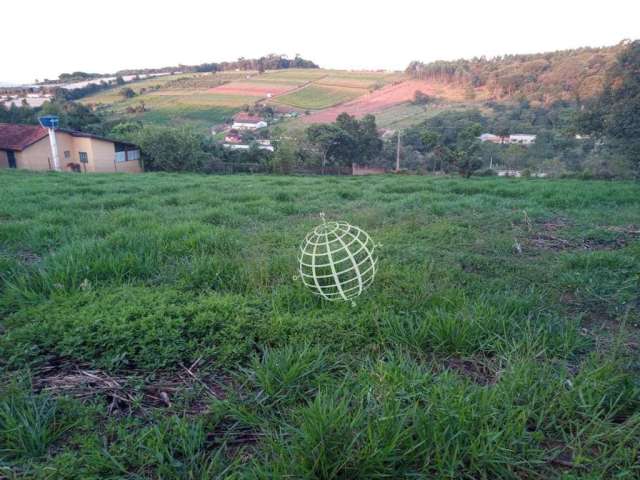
[1,171,639,478]
[272,84,367,110]
[301,80,470,123]
[82,69,416,130]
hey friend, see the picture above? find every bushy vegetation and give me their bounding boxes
[1,171,639,477]
[406,43,626,103]
[306,113,382,169]
[0,100,104,134]
[395,102,634,177]
[579,40,640,175]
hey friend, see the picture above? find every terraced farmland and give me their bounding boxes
[80,68,471,130]
[301,79,470,123]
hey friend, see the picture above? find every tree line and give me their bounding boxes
[36,54,318,85]
[115,54,318,77]
[405,43,627,103]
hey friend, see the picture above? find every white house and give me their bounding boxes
[232,113,268,130]
[508,134,536,145]
[479,133,537,145]
[223,143,274,152]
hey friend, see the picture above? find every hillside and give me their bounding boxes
[78,42,631,133]
[82,69,404,131]
[406,43,627,104]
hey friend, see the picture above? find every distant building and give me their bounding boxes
[479,133,536,145]
[232,113,267,130]
[0,123,141,173]
[224,133,242,144]
[508,134,536,145]
[496,169,522,177]
[479,133,503,144]
[223,143,274,152]
[496,169,547,178]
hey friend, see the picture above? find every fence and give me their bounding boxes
[204,162,361,176]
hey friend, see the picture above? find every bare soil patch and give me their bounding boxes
[301,80,467,123]
[440,355,499,385]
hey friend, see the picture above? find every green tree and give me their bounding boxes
[131,126,207,172]
[579,40,640,174]
[120,87,136,99]
[271,140,296,174]
[335,113,382,164]
[505,144,526,172]
[453,124,483,178]
[306,124,356,173]
[420,131,439,151]
[109,121,143,140]
[40,101,104,133]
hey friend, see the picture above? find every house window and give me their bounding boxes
[116,149,140,163]
[64,150,70,159]
[79,152,88,163]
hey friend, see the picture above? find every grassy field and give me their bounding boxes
[1,170,639,478]
[273,84,367,110]
[374,102,483,129]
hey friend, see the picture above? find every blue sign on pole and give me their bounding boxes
[38,115,59,128]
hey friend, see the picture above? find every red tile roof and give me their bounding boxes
[233,113,264,123]
[0,123,48,151]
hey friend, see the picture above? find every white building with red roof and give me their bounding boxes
[231,113,267,130]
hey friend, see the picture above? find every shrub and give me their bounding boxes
[0,287,259,371]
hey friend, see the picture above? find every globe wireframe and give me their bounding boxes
[298,218,378,302]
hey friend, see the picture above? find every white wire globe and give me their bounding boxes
[298,219,378,302]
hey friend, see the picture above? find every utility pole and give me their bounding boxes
[395,130,401,172]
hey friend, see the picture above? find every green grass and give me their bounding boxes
[374,102,480,129]
[274,84,366,110]
[102,94,240,132]
[1,170,639,478]
[129,105,237,131]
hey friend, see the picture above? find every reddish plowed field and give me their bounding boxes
[208,83,294,97]
[302,80,464,123]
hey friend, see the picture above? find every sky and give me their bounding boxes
[2,0,639,84]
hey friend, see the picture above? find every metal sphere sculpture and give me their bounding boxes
[298,214,379,303]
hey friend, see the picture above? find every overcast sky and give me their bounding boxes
[3,0,638,84]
